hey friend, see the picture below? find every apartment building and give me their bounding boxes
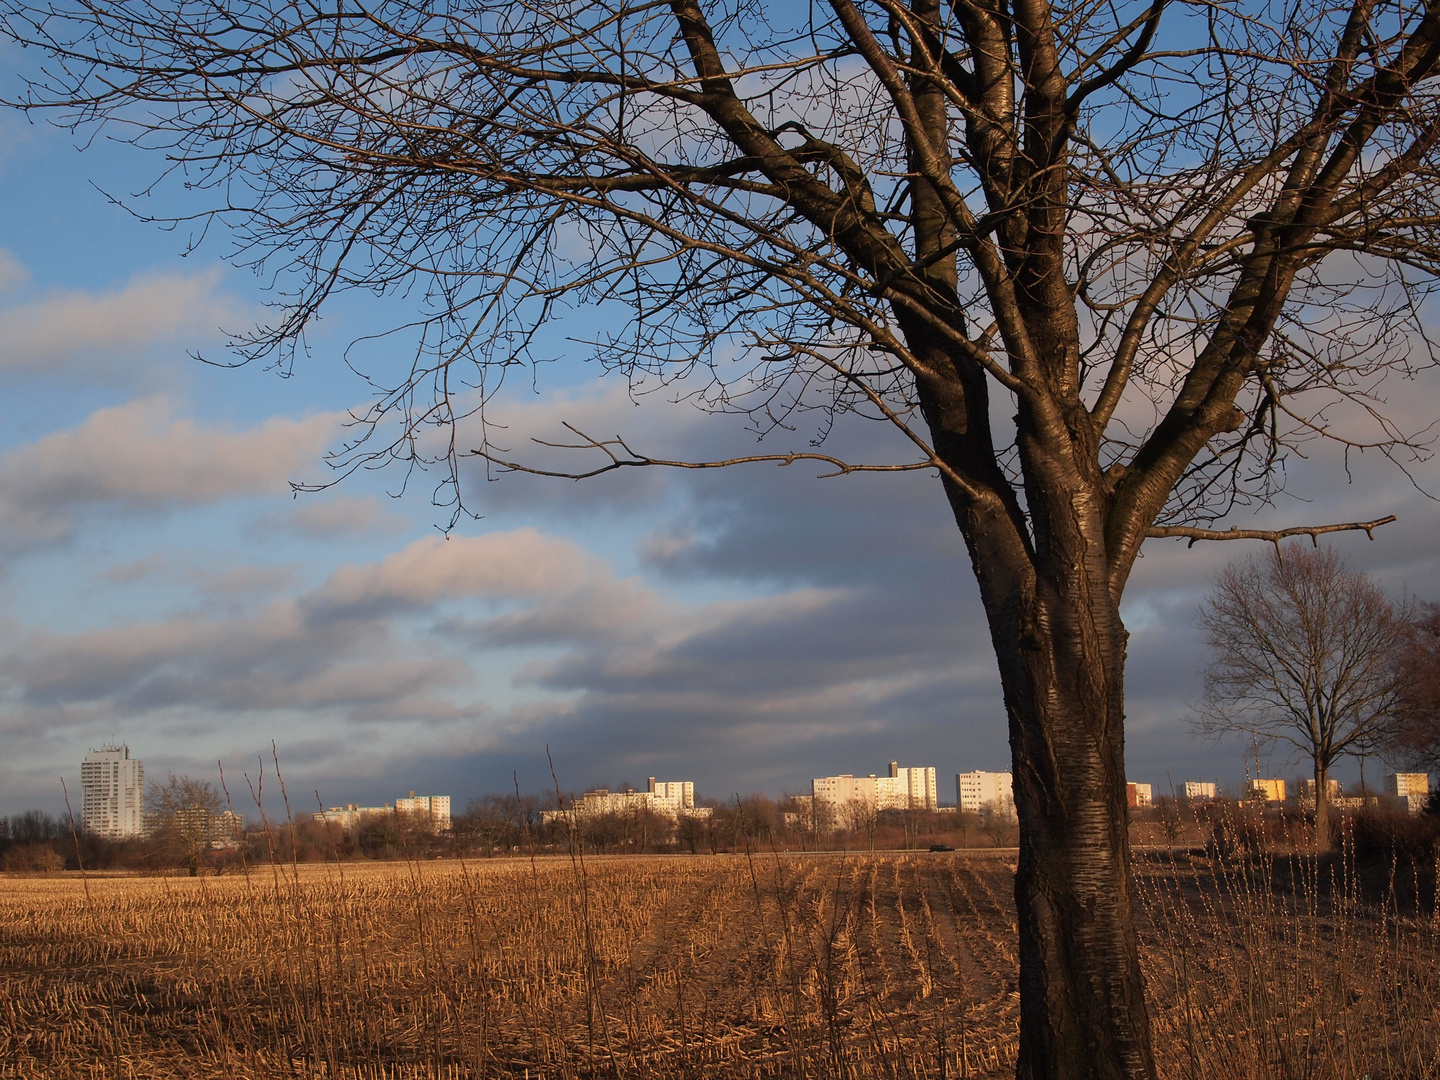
[541,779,712,824]
[1247,778,1286,802]
[80,745,145,839]
[1183,781,1217,801]
[396,792,452,830]
[1126,782,1152,808]
[812,762,939,816]
[886,762,939,810]
[1386,772,1431,813]
[1297,778,1343,805]
[956,770,1013,814]
[314,792,453,832]
[314,803,394,832]
[647,778,698,814]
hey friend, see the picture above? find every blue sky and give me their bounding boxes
[2,46,1440,819]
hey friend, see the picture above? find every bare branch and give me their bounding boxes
[1146,515,1396,548]
[470,423,941,480]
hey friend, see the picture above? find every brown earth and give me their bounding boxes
[1,850,1436,1078]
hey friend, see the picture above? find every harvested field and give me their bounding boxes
[1,850,1437,1079]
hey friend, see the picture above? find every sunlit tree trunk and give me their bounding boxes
[1001,597,1151,1080]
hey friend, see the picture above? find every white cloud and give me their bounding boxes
[100,552,167,584]
[259,494,411,540]
[307,529,608,616]
[0,267,249,380]
[187,563,297,596]
[0,397,341,545]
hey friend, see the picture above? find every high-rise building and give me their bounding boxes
[1183,781,1217,801]
[314,803,393,833]
[1126,782,1153,808]
[1298,777,1343,803]
[1386,772,1430,798]
[956,770,1013,813]
[539,779,712,824]
[1246,778,1286,802]
[811,762,939,816]
[648,778,695,810]
[1386,772,1431,813]
[394,792,453,830]
[80,745,145,839]
[885,762,939,810]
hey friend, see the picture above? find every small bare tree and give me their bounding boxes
[1195,545,1408,847]
[146,774,224,876]
[843,798,881,851]
[981,797,1019,848]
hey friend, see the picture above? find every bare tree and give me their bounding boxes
[843,797,882,850]
[1195,544,1408,847]
[1388,602,1440,776]
[5,0,1439,1074]
[981,797,1020,848]
[146,773,225,876]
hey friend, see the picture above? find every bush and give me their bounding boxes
[1199,802,1303,856]
[1351,806,1440,866]
[2,842,65,873]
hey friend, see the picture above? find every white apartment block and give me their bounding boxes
[1386,772,1430,798]
[1297,778,1343,803]
[648,778,697,813]
[541,779,712,824]
[812,762,939,815]
[80,744,145,839]
[1386,772,1431,812]
[1183,781,1217,801]
[1247,778,1286,802]
[956,770,1013,813]
[314,803,393,832]
[1126,782,1152,808]
[314,792,453,832]
[396,792,452,830]
[886,762,939,810]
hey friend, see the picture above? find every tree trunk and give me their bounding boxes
[952,494,1155,1080]
[1314,762,1330,850]
[1003,596,1154,1080]
[915,332,1157,1078]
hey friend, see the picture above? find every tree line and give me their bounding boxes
[1,785,1022,873]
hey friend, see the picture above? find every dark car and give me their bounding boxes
[928,843,955,852]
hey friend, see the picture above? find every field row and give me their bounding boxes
[2,851,1437,1078]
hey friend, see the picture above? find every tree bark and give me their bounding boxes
[998,570,1153,1080]
[936,465,1154,1078]
[909,288,1156,1077]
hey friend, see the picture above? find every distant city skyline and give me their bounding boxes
[42,740,1429,826]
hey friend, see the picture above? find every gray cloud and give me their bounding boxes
[9,379,1440,815]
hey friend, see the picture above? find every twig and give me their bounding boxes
[471,423,937,481]
[1145,515,1396,548]
[60,777,90,908]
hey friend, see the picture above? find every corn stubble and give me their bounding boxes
[0,848,1435,1079]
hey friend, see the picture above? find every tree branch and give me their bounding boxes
[1146,515,1396,548]
[470,423,944,481]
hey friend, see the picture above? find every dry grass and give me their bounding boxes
[1,848,1436,1079]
